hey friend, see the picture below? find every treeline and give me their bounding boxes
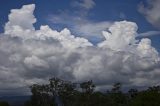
[1,77,160,106]
[23,77,160,106]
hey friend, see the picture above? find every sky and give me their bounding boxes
[0,0,160,96]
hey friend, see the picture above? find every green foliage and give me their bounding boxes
[80,80,95,94]
[25,78,160,106]
[130,86,160,106]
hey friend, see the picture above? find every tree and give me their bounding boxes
[111,82,122,93]
[49,77,77,106]
[78,80,96,106]
[130,86,160,106]
[28,84,55,106]
[107,83,127,106]
[80,80,95,94]
[128,88,138,98]
[26,77,77,106]
[26,77,160,106]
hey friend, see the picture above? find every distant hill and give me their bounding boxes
[0,96,30,106]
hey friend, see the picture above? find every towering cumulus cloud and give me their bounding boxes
[0,4,160,95]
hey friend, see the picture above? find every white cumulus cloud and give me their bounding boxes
[0,4,160,95]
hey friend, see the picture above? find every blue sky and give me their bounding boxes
[0,0,158,31]
[0,0,160,51]
[0,0,160,95]
[0,0,158,32]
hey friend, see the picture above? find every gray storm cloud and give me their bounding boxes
[0,4,160,95]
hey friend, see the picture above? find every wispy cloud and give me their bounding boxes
[49,13,112,39]
[138,31,160,37]
[71,0,95,10]
[48,0,112,39]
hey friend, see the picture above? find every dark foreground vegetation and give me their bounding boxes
[1,77,160,106]
[23,77,160,106]
[0,101,9,106]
